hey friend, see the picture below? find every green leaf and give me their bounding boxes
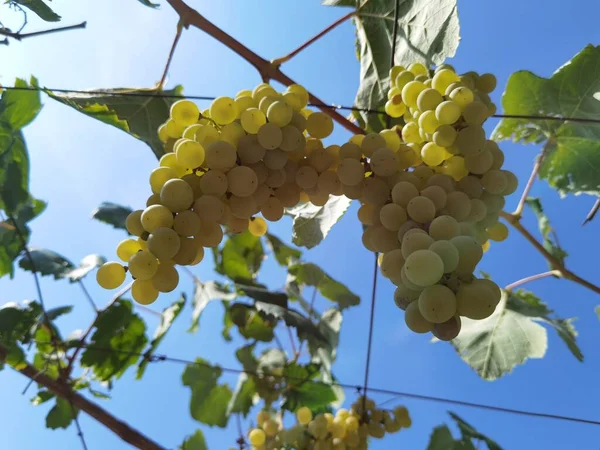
[282,363,337,412]
[227,303,275,342]
[525,198,568,267]
[492,44,600,197]
[0,126,29,215]
[264,233,302,266]
[182,359,232,428]
[0,198,46,278]
[31,390,55,406]
[180,430,208,450]
[137,295,185,379]
[323,0,459,132]
[427,425,458,450]
[227,373,256,417]
[46,398,77,430]
[45,85,184,159]
[18,248,74,279]
[45,306,73,321]
[14,1,61,22]
[137,0,160,8]
[449,412,503,450]
[450,290,582,380]
[189,281,236,333]
[236,344,258,372]
[91,202,133,232]
[0,77,43,129]
[285,196,352,249]
[0,301,42,346]
[215,232,264,284]
[257,348,286,374]
[81,300,148,381]
[308,308,342,381]
[288,263,360,309]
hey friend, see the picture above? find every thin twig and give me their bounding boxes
[235,413,246,449]
[13,3,28,34]
[271,9,359,66]
[78,281,99,313]
[362,252,379,418]
[295,287,318,360]
[513,140,552,218]
[386,0,400,129]
[158,20,185,90]
[505,270,562,291]
[500,211,600,295]
[583,199,600,226]
[72,407,89,450]
[0,21,87,41]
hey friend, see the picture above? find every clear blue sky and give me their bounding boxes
[1,0,599,449]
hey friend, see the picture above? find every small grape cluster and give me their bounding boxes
[247,397,410,449]
[96,82,340,304]
[337,63,517,340]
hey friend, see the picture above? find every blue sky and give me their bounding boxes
[1,0,599,449]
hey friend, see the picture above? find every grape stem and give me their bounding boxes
[158,19,185,90]
[0,21,87,42]
[582,198,600,225]
[164,0,365,135]
[499,211,600,295]
[504,270,562,291]
[512,139,552,218]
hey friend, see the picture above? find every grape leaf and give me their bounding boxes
[91,202,133,232]
[427,425,458,450]
[525,197,568,267]
[18,248,74,279]
[189,281,236,333]
[281,363,337,412]
[31,390,55,406]
[0,301,42,347]
[258,348,286,374]
[323,0,459,132]
[308,308,342,382]
[226,373,256,417]
[182,359,232,428]
[14,1,61,22]
[44,85,184,159]
[0,77,43,130]
[264,233,302,266]
[493,44,600,197]
[449,412,503,450]
[227,303,275,342]
[63,254,106,282]
[288,263,360,309]
[45,306,73,321]
[137,0,160,8]
[46,398,77,430]
[0,198,46,278]
[180,430,208,450]
[137,295,185,379]
[450,290,582,380]
[285,196,352,249]
[215,232,264,284]
[81,300,148,381]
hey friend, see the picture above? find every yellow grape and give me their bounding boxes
[132,279,159,305]
[306,112,333,139]
[152,263,179,293]
[209,96,237,125]
[128,250,159,281]
[96,262,126,289]
[116,239,141,263]
[125,210,145,236]
[267,100,293,127]
[170,100,200,127]
[147,227,181,261]
[249,217,268,237]
[160,179,194,212]
[149,167,178,194]
[141,205,174,233]
[175,139,205,169]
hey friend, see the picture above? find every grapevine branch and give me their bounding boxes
[0,345,165,450]
[0,21,87,42]
[499,211,600,295]
[504,270,562,291]
[513,139,552,218]
[158,20,185,90]
[164,0,364,135]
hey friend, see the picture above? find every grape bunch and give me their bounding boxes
[247,397,410,449]
[345,63,517,340]
[96,82,340,305]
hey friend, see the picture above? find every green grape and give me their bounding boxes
[280,125,305,152]
[401,231,434,258]
[385,98,406,118]
[194,124,220,146]
[451,235,483,275]
[234,95,255,117]
[318,170,342,194]
[196,220,224,247]
[395,70,415,90]
[392,181,419,207]
[132,279,159,305]
[257,122,283,149]
[433,125,457,148]
[220,122,245,146]
[360,133,387,157]
[464,149,493,174]
[449,86,474,109]
[486,140,505,170]
[173,210,201,237]
[248,429,266,447]
[432,68,459,94]
[175,139,206,169]
[147,227,181,260]
[393,283,421,310]
[129,250,159,281]
[116,239,141,263]
[480,191,505,213]
[125,210,145,236]
[198,170,227,196]
[357,203,377,225]
[481,169,508,194]
[159,153,185,177]
[252,84,277,102]
[466,199,486,223]
[265,168,286,188]
[337,158,364,186]
[249,216,268,237]
[463,101,489,125]
[149,167,178,194]
[141,205,174,233]
[274,183,300,207]
[342,182,363,199]
[264,149,289,170]
[158,123,169,143]
[361,177,390,206]
[194,195,224,222]
[402,121,424,144]
[283,92,303,111]
[473,278,502,303]
[339,142,362,160]
[408,62,428,76]
[380,249,405,280]
[290,110,307,131]
[401,81,426,109]
[170,100,200,127]
[456,283,498,319]
[370,148,399,176]
[404,249,444,287]
[445,191,472,221]
[96,262,126,289]
[254,182,274,205]
[286,84,309,106]
[455,126,485,157]
[418,284,457,323]
[209,96,237,125]
[420,185,447,210]
[267,100,293,127]
[379,129,401,152]
[432,315,462,341]
[295,166,319,189]
[476,73,497,93]
[501,170,519,195]
[180,174,202,199]
[427,173,455,193]
[152,263,179,293]
[428,215,459,240]
[379,203,407,231]
[406,196,436,223]
[429,240,459,273]
[418,110,439,134]
[238,142,266,165]
[229,194,257,219]
[421,142,445,166]
[306,112,334,139]
[371,226,401,252]
[296,407,313,425]
[417,88,443,111]
[258,95,278,115]
[227,166,258,197]
[487,222,509,242]
[159,179,194,213]
[205,141,237,171]
[173,237,201,265]
[458,175,483,198]
[404,301,434,333]
[435,100,461,125]
[165,119,186,139]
